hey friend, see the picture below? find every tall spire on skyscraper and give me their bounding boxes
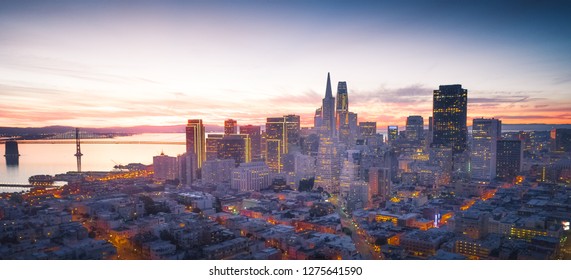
[325,72,333,98]
[321,72,336,138]
[315,72,340,193]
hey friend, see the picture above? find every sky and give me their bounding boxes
[1,0,571,129]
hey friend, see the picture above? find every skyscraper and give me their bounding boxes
[217,134,251,167]
[177,153,194,186]
[224,119,237,135]
[359,122,376,138]
[347,112,358,146]
[340,150,362,198]
[265,140,282,173]
[206,133,224,161]
[406,116,424,141]
[186,119,206,176]
[368,167,391,206]
[429,147,453,186]
[266,117,288,172]
[314,73,340,193]
[471,118,501,181]
[153,152,177,181]
[320,73,336,138]
[314,136,340,193]
[240,125,262,161]
[496,140,522,181]
[550,128,571,152]
[427,116,434,146]
[314,107,323,130]
[432,84,468,154]
[266,117,288,153]
[284,114,301,146]
[388,126,398,144]
[336,81,349,142]
[336,81,348,114]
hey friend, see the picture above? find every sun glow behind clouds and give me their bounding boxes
[0,0,570,128]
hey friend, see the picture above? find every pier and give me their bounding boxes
[0,184,32,193]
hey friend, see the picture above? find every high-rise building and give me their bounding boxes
[218,134,251,166]
[336,81,350,143]
[368,167,391,206]
[293,153,315,181]
[314,107,323,130]
[314,132,340,193]
[260,132,268,160]
[429,147,453,186]
[202,159,234,185]
[206,134,224,161]
[406,116,424,141]
[336,81,348,115]
[266,117,288,153]
[320,73,336,138]
[266,117,288,172]
[427,116,434,146]
[153,152,177,181]
[388,126,399,144]
[186,119,206,177]
[347,112,358,145]
[471,118,502,182]
[550,128,571,152]
[432,84,468,154]
[231,162,272,192]
[265,139,282,173]
[346,181,369,212]
[496,140,522,181]
[314,73,340,193]
[359,122,376,138]
[284,114,301,146]
[282,152,316,190]
[300,133,320,157]
[340,150,362,198]
[177,153,194,186]
[240,125,262,161]
[224,119,237,135]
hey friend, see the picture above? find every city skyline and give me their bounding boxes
[1,0,571,128]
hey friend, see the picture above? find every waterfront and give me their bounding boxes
[0,133,187,186]
[0,126,558,186]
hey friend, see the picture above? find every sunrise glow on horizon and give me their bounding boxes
[1,0,571,129]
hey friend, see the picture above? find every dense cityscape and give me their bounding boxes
[1,73,570,260]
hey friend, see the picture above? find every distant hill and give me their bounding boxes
[2,123,569,137]
[0,124,224,136]
[500,124,571,131]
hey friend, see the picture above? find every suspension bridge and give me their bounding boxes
[4,140,185,145]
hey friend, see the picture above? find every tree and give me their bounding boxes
[159,230,176,243]
[374,238,387,246]
[298,177,315,192]
[9,193,23,204]
[139,195,155,214]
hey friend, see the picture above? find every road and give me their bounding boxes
[329,195,382,260]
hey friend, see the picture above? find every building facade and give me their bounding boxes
[231,162,272,192]
[496,140,522,181]
[432,84,468,154]
[471,118,502,181]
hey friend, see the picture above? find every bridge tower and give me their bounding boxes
[4,139,20,166]
[74,128,83,172]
